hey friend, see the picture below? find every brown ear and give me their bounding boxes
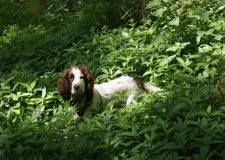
[78,66,94,102]
[57,69,71,100]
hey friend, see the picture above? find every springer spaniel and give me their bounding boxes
[57,66,162,119]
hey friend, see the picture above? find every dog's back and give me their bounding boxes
[95,75,142,95]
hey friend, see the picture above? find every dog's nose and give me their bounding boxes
[73,84,80,91]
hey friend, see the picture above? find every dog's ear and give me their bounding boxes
[57,69,71,100]
[79,66,94,102]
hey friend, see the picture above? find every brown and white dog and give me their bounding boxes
[57,66,161,119]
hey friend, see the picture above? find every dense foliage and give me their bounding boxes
[0,0,225,159]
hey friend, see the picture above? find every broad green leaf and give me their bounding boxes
[196,31,204,44]
[12,83,20,91]
[30,80,36,90]
[110,137,122,147]
[144,134,151,141]
[222,47,225,54]
[6,109,11,119]
[10,93,17,101]
[216,5,225,12]
[214,35,222,41]
[0,112,7,119]
[170,102,187,114]
[118,132,136,137]
[21,93,33,97]
[155,7,167,17]
[146,0,161,9]
[13,109,20,115]
[200,146,209,158]
[121,31,129,37]
[169,17,180,26]
[159,142,179,150]
[166,42,190,53]
[184,67,193,73]
[42,87,46,99]
[207,105,211,114]
[159,54,176,67]
[131,143,145,152]
[143,70,152,77]
[199,44,212,53]
[20,83,33,92]
[176,57,185,67]
[15,102,21,108]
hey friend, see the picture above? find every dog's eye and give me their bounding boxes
[80,76,85,79]
[69,75,74,81]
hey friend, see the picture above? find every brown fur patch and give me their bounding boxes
[57,68,72,100]
[134,78,147,91]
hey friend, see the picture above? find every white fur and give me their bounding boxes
[71,68,85,94]
[94,76,143,106]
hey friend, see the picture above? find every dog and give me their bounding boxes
[57,66,162,119]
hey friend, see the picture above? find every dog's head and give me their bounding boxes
[57,66,94,102]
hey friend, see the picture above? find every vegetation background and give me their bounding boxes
[0,0,225,159]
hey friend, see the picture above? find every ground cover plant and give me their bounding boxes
[0,0,225,159]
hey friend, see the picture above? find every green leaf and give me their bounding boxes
[170,102,187,114]
[169,17,180,26]
[155,7,167,17]
[10,93,18,101]
[176,57,185,67]
[184,67,193,73]
[121,31,129,37]
[214,35,222,41]
[6,109,11,119]
[12,83,20,91]
[13,109,20,115]
[166,42,190,53]
[196,31,204,44]
[0,112,7,119]
[143,70,153,77]
[211,111,225,117]
[159,54,176,67]
[118,132,136,137]
[21,93,33,97]
[200,146,209,158]
[110,137,122,148]
[144,134,151,141]
[30,80,36,90]
[42,87,46,99]
[207,105,211,114]
[199,44,212,53]
[216,5,225,12]
[159,142,179,150]
[20,82,34,92]
[146,0,161,9]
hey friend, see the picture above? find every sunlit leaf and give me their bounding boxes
[42,87,46,99]
[169,17,180,26]
[155,7,167,17]
[146,0,161,9]
[176,57,185,67]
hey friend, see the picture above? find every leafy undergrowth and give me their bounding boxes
[1,0,225,159]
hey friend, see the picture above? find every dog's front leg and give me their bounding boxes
[126,91,141,106]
